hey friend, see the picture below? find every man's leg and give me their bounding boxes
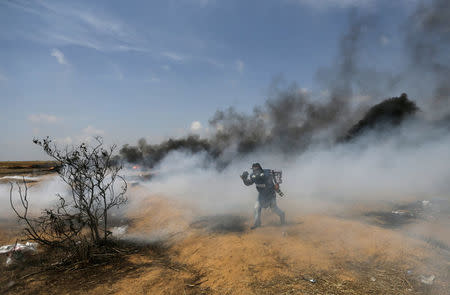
[270,199,286,225]
[252,201,262,229]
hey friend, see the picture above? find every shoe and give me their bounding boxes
[251,222,261,229]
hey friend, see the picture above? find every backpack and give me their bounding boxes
[271,170,282,184]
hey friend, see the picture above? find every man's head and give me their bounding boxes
[252,163,263,174]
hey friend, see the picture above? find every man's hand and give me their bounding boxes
[240,171,249,179]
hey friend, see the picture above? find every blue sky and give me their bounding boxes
[0,0,420,160]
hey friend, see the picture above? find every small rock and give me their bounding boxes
[5,256,13,266]
[6,281,15,288]
[111,225,128,237]
[370,277,376,282]
[419,274,435,285]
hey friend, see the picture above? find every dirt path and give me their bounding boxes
[1,189,449,294]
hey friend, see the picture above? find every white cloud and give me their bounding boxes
[291,0,374,9]
[54,126,104,147]
[380,35,390,46]
[162,65,171,71]
[0,71,7,81]
[82,125,105,136]
[203,57,225,69]
[190,121,202,131]
[5,1,144,53]
[28,114,59,123]
[236,59,244,74]
[51,48,68,65]
[55,136,73,146]
[149,76,161,83]
[162,51,185,62]
[3,1,226,72]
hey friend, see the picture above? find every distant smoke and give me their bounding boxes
[119,136,215,167]
[344,93,419,141]
[405,0,450,116]
[118,15,371,168]
[208,85,349,157]
[118,86,355,169]
[119,91,420,169]
[119,3,449,169]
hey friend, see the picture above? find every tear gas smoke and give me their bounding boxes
[0,177,68,219]
[119,1,450,216]
[141,118,450,215]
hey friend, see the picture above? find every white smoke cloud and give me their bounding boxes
[139,119,450,216]
[0,176,68,219]
[3,119,449,228]
[28,114,59,124]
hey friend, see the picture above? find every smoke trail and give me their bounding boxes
[405,0,450,116]
[119,136,215,167]
[118,3,449,171]
[119,91,420,169]
[117,15,386,168]
[344,93,419,141]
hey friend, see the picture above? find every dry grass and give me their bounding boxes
[0,184,449,294]
[0,161,60,177]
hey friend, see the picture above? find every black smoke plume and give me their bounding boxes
[118,15,372,168]
[344,93,419,141]
[119,91,420,169]
[118,2,449,169]
[405,0,450,116]
[119,136,216,167]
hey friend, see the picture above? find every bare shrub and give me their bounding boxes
[10,137,127,261]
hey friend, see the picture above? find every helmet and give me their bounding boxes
[251,163,262,170]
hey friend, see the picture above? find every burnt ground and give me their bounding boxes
[1,202,449,295]
[190,214,248,233]
[0,242,210,295]
[0,172,449,294]
[363,199,450,252]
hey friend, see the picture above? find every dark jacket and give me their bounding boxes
[243,169,276,206]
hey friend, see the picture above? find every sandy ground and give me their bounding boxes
[1,183,449,295]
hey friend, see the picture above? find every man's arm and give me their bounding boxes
[241,171,254,186]
[274,183,284,197]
